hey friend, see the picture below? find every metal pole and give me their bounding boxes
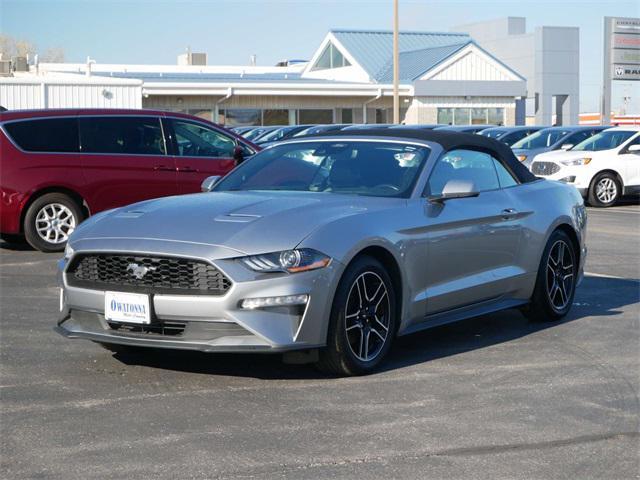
[393,0,400,124]
[602,17,612,125]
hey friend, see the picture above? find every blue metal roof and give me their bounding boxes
[330,29,471,82]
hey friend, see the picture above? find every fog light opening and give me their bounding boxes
[559,176,576,183]
[240,294,309,310]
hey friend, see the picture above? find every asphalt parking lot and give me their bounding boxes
[1,204,639,479]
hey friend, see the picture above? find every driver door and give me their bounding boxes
[422,149,523,316]
[164,117,238,194]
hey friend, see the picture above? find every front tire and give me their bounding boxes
[523,230,577,322]
[588,172,620,207]
[23,193,84,252]
[316,256,397,376]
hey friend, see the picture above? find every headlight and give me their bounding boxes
[517,154,527,162]
[240,248,331,273]
[560,157,591,166]
[63,243,74,260]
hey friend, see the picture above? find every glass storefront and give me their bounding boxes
[437,107,504,125]
[298,109,333,124]
[263,109,289,125]
[219,109,261,126]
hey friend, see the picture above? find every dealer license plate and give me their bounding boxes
[104,291,151,324]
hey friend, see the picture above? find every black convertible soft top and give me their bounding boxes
[311,127,537,184]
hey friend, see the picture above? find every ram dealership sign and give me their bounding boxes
[602,17,640,123]
[606,17,640,81]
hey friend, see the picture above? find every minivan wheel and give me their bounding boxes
[316,255,397,376]
[522,229,577,322]
[23,193,84,252]
[588,172,620,207]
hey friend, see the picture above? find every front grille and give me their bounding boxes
[66,254,232,295]
[107,321,186,336]
[531,161,561,176]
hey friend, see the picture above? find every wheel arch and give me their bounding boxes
[552,223,581,268]
[20,187,88,233]
[589,169,625,191]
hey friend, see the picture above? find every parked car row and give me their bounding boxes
[233,122,640,208]
[2,108,638,253]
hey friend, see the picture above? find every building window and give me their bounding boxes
[471,108,487,125]
[437,107,505,126]
[263,109,289,126]
[437,108,454,125]
[375,108,387,124]
[340,108,353,123]
[187,110,213,121]
[311,43,351,71]
[298,109,334,124]
[219,109,261,126]
[487,108,505,125]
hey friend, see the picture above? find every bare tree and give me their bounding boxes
[0,34,63,61]
[14,39,36,58]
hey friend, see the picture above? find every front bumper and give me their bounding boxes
[56,244,342,353]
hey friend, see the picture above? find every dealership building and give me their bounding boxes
[0,19,581,126]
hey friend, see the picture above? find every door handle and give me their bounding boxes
[501,208,518,220]
[177,167,199,173]
[153,165,174,171]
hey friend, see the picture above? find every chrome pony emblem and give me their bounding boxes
[126,263,157,280]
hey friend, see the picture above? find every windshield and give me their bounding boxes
[256,127,289,143]
[244,128,270,141]
[512,129,570,149]
[214,141,430,198]
[572,130,637,151]
[479,129,508,139]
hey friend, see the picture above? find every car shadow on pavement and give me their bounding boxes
[112,274,639,379]
[0,240,33,251]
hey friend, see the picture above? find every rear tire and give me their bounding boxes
[316,256,397,376]
[522,229,577,322]
[588,172,620,207]
[23,193,84,252]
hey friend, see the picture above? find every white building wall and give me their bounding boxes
[429,51,514,81]
[0,77,142,110]
[0,83,42,110]
[46,84,142,109]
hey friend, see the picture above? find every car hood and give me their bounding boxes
[533,149,583,162]
[512,147,552,167]
[72,191,400,255]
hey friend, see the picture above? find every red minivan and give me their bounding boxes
[0,109,259,252]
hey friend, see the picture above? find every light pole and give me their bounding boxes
[393,0,400,124]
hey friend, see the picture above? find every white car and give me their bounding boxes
[529,127,640,207]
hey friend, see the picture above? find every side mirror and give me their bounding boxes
[561,143,574,150]
[201,175,221,192]
[626,144,640,154]
[233,145,245,163]
[428,179,479,203]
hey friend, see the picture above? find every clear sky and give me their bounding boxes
[1,0,639,113]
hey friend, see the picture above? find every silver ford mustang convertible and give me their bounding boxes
[56,129,587,376]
